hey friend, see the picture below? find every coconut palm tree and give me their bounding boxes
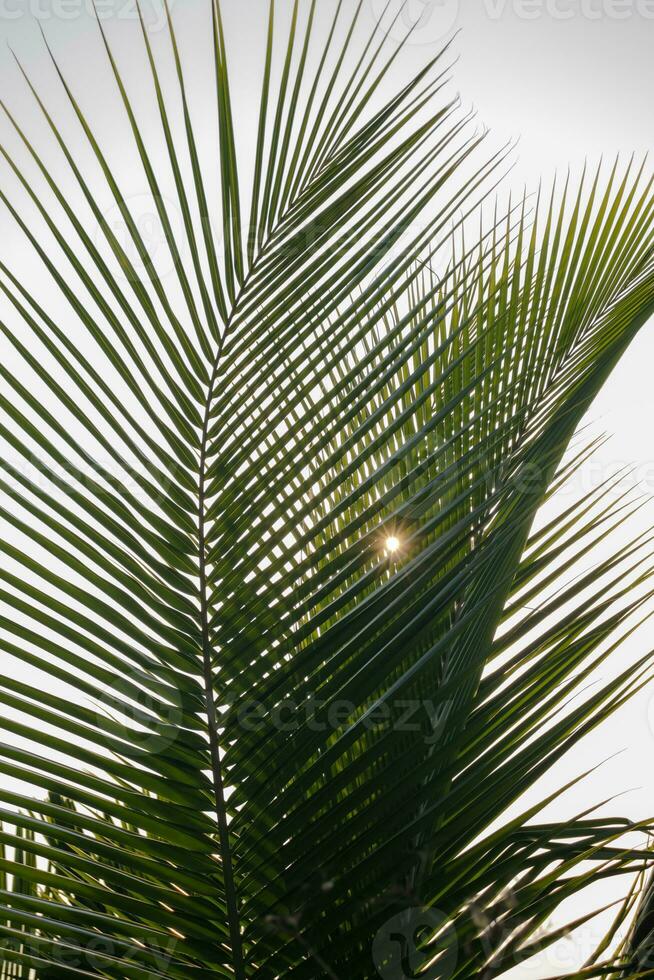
[0,1,654,977]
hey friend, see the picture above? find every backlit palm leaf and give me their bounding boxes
[0,3,653,978]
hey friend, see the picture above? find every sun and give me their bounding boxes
[385,535,401,555]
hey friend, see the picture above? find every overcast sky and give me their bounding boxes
[0,2,652,976]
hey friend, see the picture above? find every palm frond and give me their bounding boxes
[0,3,653,978]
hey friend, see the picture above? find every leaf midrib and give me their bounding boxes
[197,261,260,980]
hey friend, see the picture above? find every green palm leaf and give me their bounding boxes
[0,3,653,978]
